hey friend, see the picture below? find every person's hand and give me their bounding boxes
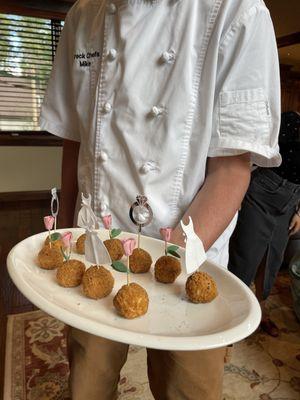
[289,212,300,236]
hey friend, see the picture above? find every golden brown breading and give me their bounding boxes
[76,233,86,255]
[185,271,218,303]
[56,259,86,287]
[104,238,124,261]
[37,246,64,270]
[113,283,149,319]
[129,248,152,273]
[154,255,181,283]
[44,236,64,250]
[82,265,114,299]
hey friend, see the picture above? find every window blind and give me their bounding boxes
[0,13,63,132]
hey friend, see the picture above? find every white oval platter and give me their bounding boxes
[7,228,261,351]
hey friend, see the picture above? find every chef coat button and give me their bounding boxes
[107,48,117,61]
[107,3,117,14]
[100,151,108,162]
[161,50,176,64]
[100,203,108,212]
[151,106,163,117]
[103,102,112,114]
[161,51,171,63]
[140,161,160,175]
[141,163,151,174]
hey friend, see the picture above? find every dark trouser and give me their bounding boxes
[228,168,300,299]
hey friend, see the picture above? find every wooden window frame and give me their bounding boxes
[0,1,72,146]
[0,131,62,146]
[0,1,71,21]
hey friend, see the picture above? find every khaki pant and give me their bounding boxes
[68,327,228,400]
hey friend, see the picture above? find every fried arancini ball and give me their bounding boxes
[186,271,218,303]
[37,246,64,270]
[129,248,152,273]
[104,239,124,261]
[82,265,114,299]
[113,283,149,319]
[76,233,86,255]
[154,255,181,283]
[56,259,86,287]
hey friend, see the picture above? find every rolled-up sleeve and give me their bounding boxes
[208,3,281,167]
[40,7,80,142]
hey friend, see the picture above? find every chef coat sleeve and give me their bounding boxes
[208,3,281,167]
[40,8,80,142]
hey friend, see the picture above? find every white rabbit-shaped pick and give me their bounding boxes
[180,216,206,274]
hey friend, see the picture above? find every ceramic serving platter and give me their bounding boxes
[7,228,261,350]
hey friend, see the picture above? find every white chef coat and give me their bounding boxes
[40,0,281,267]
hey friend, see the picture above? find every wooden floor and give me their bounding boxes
[0,194,49,400]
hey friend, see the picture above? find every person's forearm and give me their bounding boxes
[59,139,80,228]
[172,153,251,250]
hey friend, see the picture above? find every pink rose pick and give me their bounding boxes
[62,231,73,248]
[160,227,173,255]
[102,214,112,230]
[160,228,172,243]
[122,238,136,257]
[122,238,136,285]
[61,231,73,261]
[44,216,55,231]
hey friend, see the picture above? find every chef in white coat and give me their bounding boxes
[41,0,281,398]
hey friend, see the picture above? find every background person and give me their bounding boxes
[229,111,300,337]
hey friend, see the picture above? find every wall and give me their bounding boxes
[0,146,62,192]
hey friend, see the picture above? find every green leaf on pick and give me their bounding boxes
[110,228,122,239]
[50,232,61,242]
[167,249,181,259]
[111,261,128,273]
[167,245,179,253]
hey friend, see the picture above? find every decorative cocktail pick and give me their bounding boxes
[180,216,206,274]
[160,227,180,258]
[85,231,110,265]
[60,231,73,261]
[102,214,122,240]
[129,195,153,248]
[122,238,136,286]
[44,215,55,248]
[102,215,112,238]
[77,193,98,230]
[51,188,59,231]
[77,193,111,265]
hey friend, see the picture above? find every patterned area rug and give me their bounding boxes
[4,273,300,400]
